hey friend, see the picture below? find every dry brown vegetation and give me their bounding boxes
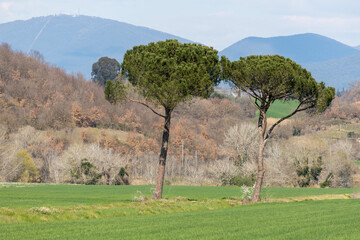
[0,44,358,187]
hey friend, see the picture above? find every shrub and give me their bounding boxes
[113,166,129,185]
[13,150,39,183]
[230,174,256,187]
[295,156,322,187]
[292,127,302,136]
[320,173,333,188]
[221,172,255,187]
[70,158,101,185]
[347,132,355,138]
[132,190,147,202]
[241,184,255,201]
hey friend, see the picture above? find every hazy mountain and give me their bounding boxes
[0,15,191,78]
[306,53,360,90]
[220,33,360,89]
[1,16,359,90]
[355,45,360,50]
[220,33,359,65]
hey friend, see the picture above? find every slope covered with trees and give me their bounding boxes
[0,45,254,184]
[0,43,119,130]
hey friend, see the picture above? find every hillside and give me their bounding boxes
[220,33,360,89]
[0,15,191,78]
[355,46,360,50]
[0,44,254,164]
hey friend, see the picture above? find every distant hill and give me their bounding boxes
[355,46,360,50]
[1,16,359,89]
[0,15,191,79]
[220,33,359,65]
[220,33,360,89]
[306,53,360,90]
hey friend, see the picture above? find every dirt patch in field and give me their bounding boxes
[270,194,353,203]
[352,193,360,199]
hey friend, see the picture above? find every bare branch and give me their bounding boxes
[241,88,260,109]
[126,98,165,118]
[264,101,314,142]
[247,94,260,109]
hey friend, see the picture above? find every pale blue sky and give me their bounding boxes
[1,0,359,50]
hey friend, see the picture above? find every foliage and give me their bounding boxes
[91,57,121,86]
[13,150,39,183]
[240,184,255,201]
[320,173,333,188]
[70,158,101,185]
[114,166,129,185]
[295,156,323,187]
[120,39,221,109]
[221,55,335,114]
[104,79,127,104]
[221,172,256,187]
[231,174,256,187]
[347,131,355,138]
[292,126,302,136]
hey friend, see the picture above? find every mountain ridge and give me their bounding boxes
[220,33,360,65]
[306,53,360,90]
[0,14,192,78]
[219,33,360,89]
[1,15,359,89]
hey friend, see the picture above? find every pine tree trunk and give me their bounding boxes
[251,131,265,203]
[252,110,266,203]
[153,108,171,200]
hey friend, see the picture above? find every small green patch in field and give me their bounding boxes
[255,100,299,118]
[0,199,241,224]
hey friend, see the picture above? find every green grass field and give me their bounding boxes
[1,184,358,208]
[1,184,360,239]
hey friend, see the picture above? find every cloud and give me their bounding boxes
[283,15,360,27]
[0,1,13,11]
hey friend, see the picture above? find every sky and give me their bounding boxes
[0,0,359,50]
